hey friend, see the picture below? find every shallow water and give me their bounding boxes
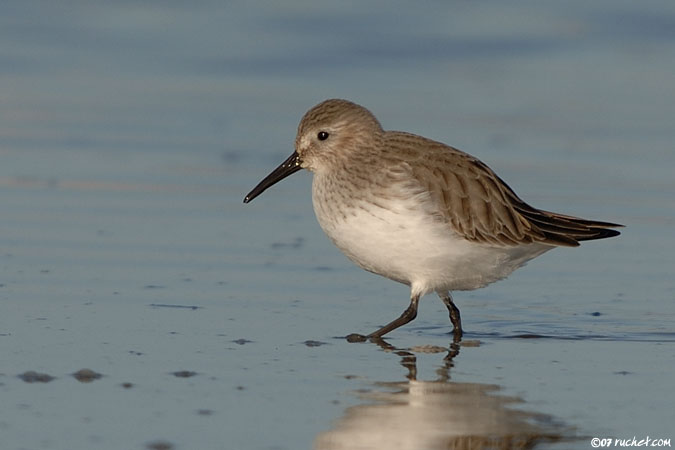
[1,1,674,449]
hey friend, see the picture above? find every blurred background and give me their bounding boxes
[1,1,674,449]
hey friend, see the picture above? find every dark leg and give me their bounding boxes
[346,294,420,342]
[438,291,462,340]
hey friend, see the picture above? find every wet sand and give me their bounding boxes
[1,1,674,449]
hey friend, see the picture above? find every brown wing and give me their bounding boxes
[387,132,622,247]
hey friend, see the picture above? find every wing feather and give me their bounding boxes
[384,132,623,247]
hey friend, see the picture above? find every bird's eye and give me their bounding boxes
[317,131,329,141]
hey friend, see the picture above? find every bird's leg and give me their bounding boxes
[368,293,420,339]
[439,291,463,340]
[346,294,420,342]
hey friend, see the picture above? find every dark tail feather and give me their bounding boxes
[516,205,623,246]
[495,174,623,246]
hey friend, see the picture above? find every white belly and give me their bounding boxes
[312,181,551,297]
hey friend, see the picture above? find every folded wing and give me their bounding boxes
[390,133,623,247]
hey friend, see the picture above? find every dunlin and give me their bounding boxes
[244,99,622,342]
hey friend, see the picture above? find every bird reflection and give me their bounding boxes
[367,336,460,382]
[315,337,573,450]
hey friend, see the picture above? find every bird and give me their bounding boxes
[243,99,622,342]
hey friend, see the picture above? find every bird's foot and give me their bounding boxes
[452,327,463,343]
[346,333,368,343]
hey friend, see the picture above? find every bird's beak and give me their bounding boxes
[243,151,303,203]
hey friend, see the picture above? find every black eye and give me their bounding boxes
[317,131,329,141]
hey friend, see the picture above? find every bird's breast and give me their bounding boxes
[310,174,552,294]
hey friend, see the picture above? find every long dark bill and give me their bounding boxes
[243,151,302,203]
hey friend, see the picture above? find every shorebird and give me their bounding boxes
[244,99,622,341]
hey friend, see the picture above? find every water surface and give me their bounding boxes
[1,1,674,449]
